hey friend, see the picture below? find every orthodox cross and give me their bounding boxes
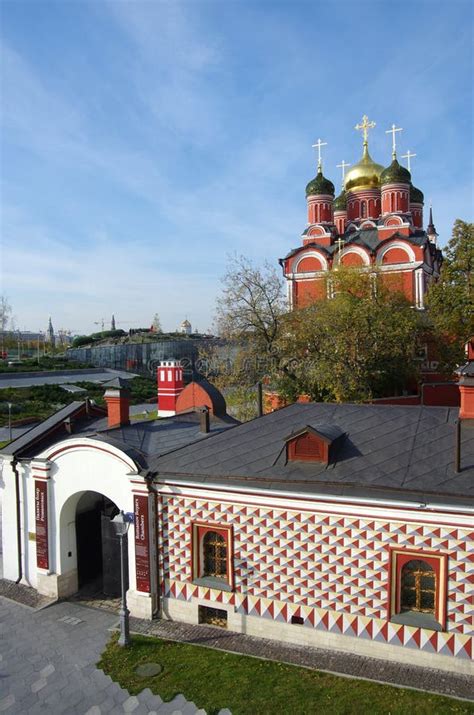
[355,115,376,145]
[336,160,350,186]
[335,237,345,253]
[401,149,417,172]
[385,123,403,159]
[312,138,327,171]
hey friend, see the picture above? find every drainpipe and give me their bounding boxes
[144,471,159,618]
[11,459,22,583]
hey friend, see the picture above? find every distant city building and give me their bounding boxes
[151,313,162,333]
[179,319,192,335]
[111,315,116,331]
[46,317,55,347]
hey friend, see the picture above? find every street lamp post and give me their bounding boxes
[7,402,12,442]
[111,510,131,647]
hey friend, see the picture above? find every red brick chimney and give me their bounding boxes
[157,360,184,417]
[457,338,474,420]
[104,378,130,428]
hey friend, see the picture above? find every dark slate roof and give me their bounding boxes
[457,361,474,378]
[88,412,238,465]
[103,377,131,391]
[280,228,428,262]
[0,400,238,464]
[151,402,474,505]
[285,424,345,443]
[0,402,106,457]
[344,229,427,253]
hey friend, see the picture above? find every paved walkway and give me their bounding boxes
[0,598,209,714]
[127,616,474,702]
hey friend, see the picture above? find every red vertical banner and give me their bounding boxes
[35,480,49,570]
[134,494,150,592]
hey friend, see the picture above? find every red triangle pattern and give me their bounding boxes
[159,494,473,659]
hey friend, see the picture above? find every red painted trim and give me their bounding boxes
[155,483,472,527]
[47,442,136,469]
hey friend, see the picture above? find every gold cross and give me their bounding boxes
[385,123,403,158]
[312,138,327,170]
[355,115,376,145]
[401,149,417,172]
[336,160,350,186]
[335,237,345,253]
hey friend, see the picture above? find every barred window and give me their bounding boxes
[203,531,227,578]
[401,559,436,614]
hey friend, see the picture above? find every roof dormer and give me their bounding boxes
[285,424,345,465]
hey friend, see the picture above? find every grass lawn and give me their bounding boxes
[98,634,472,715]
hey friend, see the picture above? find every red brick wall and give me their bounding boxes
[295,279,325,308]
[176,383,218,414]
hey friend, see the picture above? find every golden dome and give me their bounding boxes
[344,144,384,192]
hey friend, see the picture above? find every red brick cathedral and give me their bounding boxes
[280,115,443,309]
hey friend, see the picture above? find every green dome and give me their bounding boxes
[306,168,335,197]
[333,190,347,212]
[380,158,411,186]
[410,183,424,204]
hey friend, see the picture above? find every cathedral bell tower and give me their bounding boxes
[380,124,411,216]
[344,116,383,223]
[306,139,335,225]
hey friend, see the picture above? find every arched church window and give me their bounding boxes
[203,531,227,578]
[401,559,436,614]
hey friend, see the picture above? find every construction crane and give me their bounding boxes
[94,319,136,331]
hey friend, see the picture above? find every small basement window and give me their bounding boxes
[291,615,304,625]
[199,606,228,628]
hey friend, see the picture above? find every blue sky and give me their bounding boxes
[1,0,472,335]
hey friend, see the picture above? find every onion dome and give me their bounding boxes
[344,145,384,192]
[410,183,424,204]
[333,190,347,212]
[380,158,411,186]
[306,168,335,197]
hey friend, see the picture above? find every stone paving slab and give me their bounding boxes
[0,578,56,610]
[0,597,213,714]
[126,615,474,702]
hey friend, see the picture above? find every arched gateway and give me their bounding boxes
[0,380,236,621]
[61,490,123,597]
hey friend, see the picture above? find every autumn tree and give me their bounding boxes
[0,295,12,353]
[425,219,474,369]
[216,255,286,354]
[275,268,423,403]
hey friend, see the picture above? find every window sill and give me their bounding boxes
[390,611,442,631]
[192,577,233,593]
